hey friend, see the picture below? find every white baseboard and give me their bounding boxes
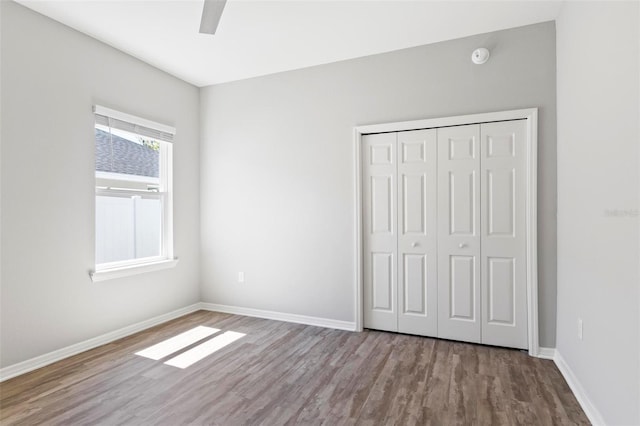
[0,303,201,382]
[200,303,357,332]
[554,350,606,426]
[536,346,556,360]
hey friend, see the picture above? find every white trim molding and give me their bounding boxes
[0,303,200,382]
[536,347,556,360]
[201,303,357,332]
[554,350,606,425]
[90,258,179,282]
[353,108,540,355]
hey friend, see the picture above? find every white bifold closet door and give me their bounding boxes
[362,129,438,336]
[363,132,398,332]
[363,120,527,349]
[479,120,527,349]
[437,121,527,348]
[436,124,482,343]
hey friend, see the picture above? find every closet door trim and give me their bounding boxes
[354,108,539,357]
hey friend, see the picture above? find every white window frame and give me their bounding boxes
[90,106,177,282]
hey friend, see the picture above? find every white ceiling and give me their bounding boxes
[16,0,563,87]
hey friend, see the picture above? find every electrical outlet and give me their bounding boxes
[238,272,245,283]
[577,318,583,340]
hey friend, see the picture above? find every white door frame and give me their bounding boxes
[354,108,540,357]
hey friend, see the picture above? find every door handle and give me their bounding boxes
[411,242,418,248]
[459,243,468,248]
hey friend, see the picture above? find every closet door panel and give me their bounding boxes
[449,255,476,319]
[481,120,528,349]
[363,133,398,332]
[402,254,427,314]
[437,125,481,343]
[397,129,437,336]
[449,170,477,235]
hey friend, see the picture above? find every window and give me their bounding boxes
[91,106,176,281]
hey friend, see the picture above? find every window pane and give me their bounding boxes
[95,125,160,190]
[96,195,162,264]
[134,198,162,259]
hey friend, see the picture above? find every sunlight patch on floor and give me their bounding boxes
[135,326,220,360]
[164,331,246,369]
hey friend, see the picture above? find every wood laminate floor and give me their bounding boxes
[0,311,588,425]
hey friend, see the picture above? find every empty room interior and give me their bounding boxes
[1,0,639,424]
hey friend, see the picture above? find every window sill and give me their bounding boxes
[90,258,179,282]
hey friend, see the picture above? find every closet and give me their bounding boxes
[362,120,528,349]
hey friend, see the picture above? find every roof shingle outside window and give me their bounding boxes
[95,128,159,178]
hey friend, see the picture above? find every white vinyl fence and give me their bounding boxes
[96,195,161,264]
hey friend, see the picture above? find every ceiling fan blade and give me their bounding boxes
[200,0,227,35]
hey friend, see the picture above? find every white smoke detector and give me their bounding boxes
[471,48,490,65]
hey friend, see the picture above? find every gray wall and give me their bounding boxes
[0,1,201,367]
[200,22,558,347]
[556,1,639,424]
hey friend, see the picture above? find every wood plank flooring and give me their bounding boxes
[0,311,588,425]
